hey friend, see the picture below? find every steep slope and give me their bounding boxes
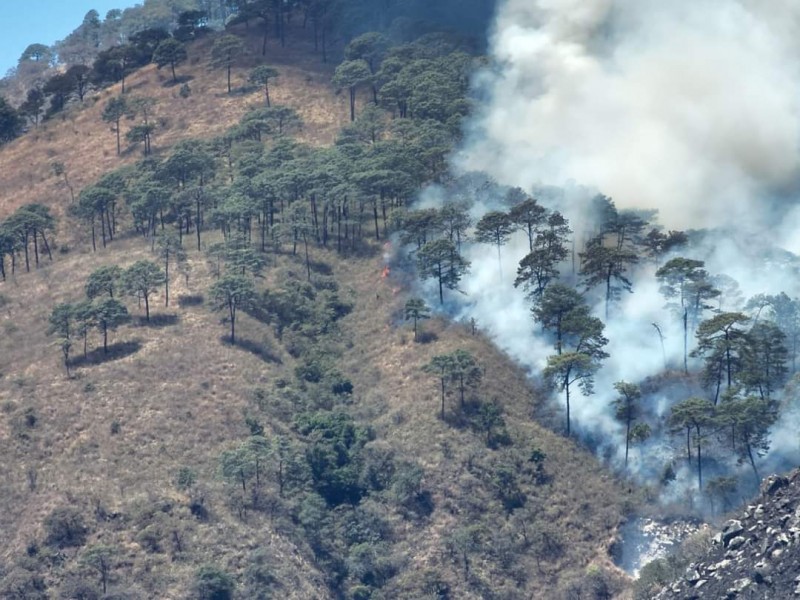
[0,23,631,600]
[656,472,800,599]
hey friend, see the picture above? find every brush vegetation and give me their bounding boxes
[0,3,629,599]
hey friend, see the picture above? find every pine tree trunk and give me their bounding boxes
[165,256,170,307]
[565,376,571,436]
[625,417,631,467]
[747,442,760,485]
[440,378,445,419]
[696,425,702,490]
[115,120,121,155]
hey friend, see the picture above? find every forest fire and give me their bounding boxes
[381,265,390,278]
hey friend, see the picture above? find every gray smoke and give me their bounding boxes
[460,0,800,235]
[414,0,800,506]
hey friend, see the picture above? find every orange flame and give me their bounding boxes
[381,266,390,279]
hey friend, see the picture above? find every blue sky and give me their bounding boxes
[0,1,140,76]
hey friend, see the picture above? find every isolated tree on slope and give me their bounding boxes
[612,381,642,468]
[474,210,514,276]
[211,34,245,94]
[508,194,547,252]
[209,273,257,343]
[86,265,123,299]
[157,232,187,307]
[515,225,570,303]
[579,234,637,320]
[693,312,750,404]
[717,395,778,485]
[249,65,279,106]
[404,297,431,342]
[333,59,372,121]
[423,353,456,419]
[102,96,127,156]
[532,283,583,355]
[543,300,608,436]
[656,257,718,373]
[93,298,130,354]
[449,349,482,408]
[123,260,166,321]
[48,303,75,377]
[416,238,469,304]
[153,38,187,83]
[668,397,714,490]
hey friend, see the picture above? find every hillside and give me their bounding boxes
[652,471,800,599]
[0,22,347,220]
[0,16,630,600]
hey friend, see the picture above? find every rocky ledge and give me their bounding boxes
[656,470,800,599]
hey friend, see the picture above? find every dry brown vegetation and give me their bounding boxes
[0,23,631,599]
[0,233,629,598]
[335,258,629,595]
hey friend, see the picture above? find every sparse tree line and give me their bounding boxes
[65,34,468,258]
[46,257,179,373]
[397,180,800,501]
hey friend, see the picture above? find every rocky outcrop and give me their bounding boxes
[656,471,800,599]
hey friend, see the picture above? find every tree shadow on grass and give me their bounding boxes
[162,75,194,87]
[219,336,282,364]
[70,340,143,367]
[309,260,333,276]
[133,314,180,328]
[238,83,260,95]
[214,86,253,99]
[177,294,204,307]
[415,331,439,345]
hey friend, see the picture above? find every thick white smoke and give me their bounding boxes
[459,0,800,234]
[414,0,800,505]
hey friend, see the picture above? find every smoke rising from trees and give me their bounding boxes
[411,0,800,506]
[459,0,800,235]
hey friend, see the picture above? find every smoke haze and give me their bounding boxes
[413,0,800,505]
[459,0,800,233]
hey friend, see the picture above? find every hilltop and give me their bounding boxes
[0,22,347,220]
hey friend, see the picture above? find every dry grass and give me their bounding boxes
[0,25,631,598]
[0,236,331,597]
[0,231,630,597]
[332,254,629,597]
[0,21,350,222]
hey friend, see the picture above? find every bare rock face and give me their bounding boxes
[656,469,800,599]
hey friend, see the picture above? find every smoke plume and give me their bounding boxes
[460,0,800,234]
[415,0,800,507]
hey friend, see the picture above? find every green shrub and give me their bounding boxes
[175,466,197,491]
[44,507,88,548]
[194,566,235,600]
